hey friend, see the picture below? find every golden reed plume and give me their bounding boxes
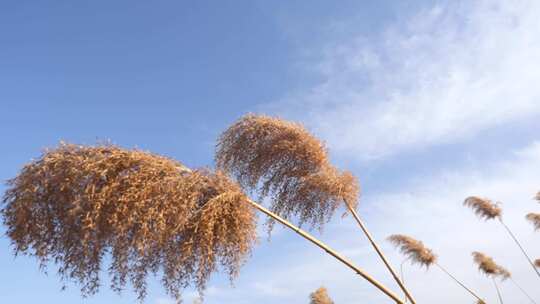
[309,287,334,304]
[216,114,358,231]
[463,196,502,220]
[526,213,540,230]
[472,252,510,280]
[387,234,437,267]
[1,143,257,301]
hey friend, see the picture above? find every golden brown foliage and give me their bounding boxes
[526,213,540,230]
[464,196,502,220]
[471,252,511,280]
[387,234,437,267]
[216,114,359,231]
[1,143,257,301]
[309,287,334,304]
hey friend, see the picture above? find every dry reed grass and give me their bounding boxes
[216,114,359,231]
[464,196,502,220]
[387,234,437,268]
[309,287,334,304]
[1,143,257,301]
[526,213,540,230]
[472,252,510,280]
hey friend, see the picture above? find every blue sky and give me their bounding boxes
[1,1,540,303]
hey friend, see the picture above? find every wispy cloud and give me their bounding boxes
[270,0,540,160]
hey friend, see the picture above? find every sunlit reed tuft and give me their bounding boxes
[216,114,359,231]
[1,143,257,302]
[472,252,510,280]
[464,196,502,220]
[526,213,540,230]
[309,287,334,304]
[387,234,437,268]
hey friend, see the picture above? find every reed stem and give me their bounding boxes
[493,278,503,304]
[247,199,405,304]
[511,278,537,304]
[499,218,540,279]
[435,262,485,303]
[344,202,417,304]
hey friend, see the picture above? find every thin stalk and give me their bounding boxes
[400,260,407,303]
[493,278,503,304]
[499,218,540,279]
[435,262,485,303]
[511,278,537,304]
[247,199,405,304]
[345,202,417,304]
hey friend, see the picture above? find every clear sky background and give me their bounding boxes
[1,1,540,303]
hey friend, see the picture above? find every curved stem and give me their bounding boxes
[247,199,405,304]
[499,218,540,279]
[511,278,537,304]
[435,262,485,302]
[400,260,407,303]
[493,278,503,304]
[344,202,417,304]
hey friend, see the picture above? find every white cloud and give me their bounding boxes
[191,141,540,304]
[272,0,540,160]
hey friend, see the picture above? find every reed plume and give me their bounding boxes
[1,143,257,301]
[387,234,486,303]
[535,191,540,202]
[217,114,416,304]
[309,287,334,304]
[463,197,502,220]
[526,213,540,230]
[387,235,436,267]
[216,114,358,231]
[465,196,540,279]
[472,252,507,279]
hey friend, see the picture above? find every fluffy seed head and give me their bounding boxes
[309,287,334,304]
[526,213,540,230]
[1,143,257,301]
[387,234,437,267]
[216,114,359,231]
[471,252,511,280]
[464,196,502,220]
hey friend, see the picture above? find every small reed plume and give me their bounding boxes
[217,114,416,304]
[387,235,436,267]
[1,143,257,302]
[309,287,334,304]
[464,196,540,279]
[535,191,540,202]
[526,213,540,230]
[387,235,486,303]
[472,252,507,279]
[463,196,502,220]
